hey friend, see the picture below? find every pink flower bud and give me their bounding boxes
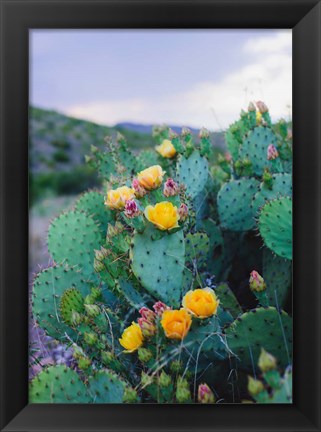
[248,101,256,112]
[198,383,215,404]
[139,307,156,321]
[249,270,266,292]
[138,307,156,337]
[132,178,147,198]
[124,199,140,218]
[137,317,156,338]
[178,203,188,221]
[153,301,170,317]
[267,144,279,161]
[225,151,232,162]
[256,101,268,113]
[169,128,178,140]
[181,127,191,137]
[199,127,209,139]
[163,178,179,197]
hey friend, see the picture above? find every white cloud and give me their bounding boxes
[65,31,292,131]
[243,31,292,55]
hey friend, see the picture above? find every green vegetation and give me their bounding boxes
[30,166,99,205]
[30,102,292,404]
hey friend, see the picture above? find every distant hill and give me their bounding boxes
[30,106,225,174]
[115,122,200,136]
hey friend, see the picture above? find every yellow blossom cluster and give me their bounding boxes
[119,288,220,352]
[105,164,185,231]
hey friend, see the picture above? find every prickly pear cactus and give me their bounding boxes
[268,367,292,403]
[251,173,292,216]
[225,307,292,371]
[75,190,115,235]
[185,232,210,269]
[30,102,292,405]
[130,226,185,307]
[88,148,116,181]
[88,370,126,403]
[115,133,143,175]
[48,210,103,280]
[262,249,292,308]
[225,127,241,161]
[239,126,279,175]
[214,283,242,319]
[247,355,292,404]
[258,197,292,260]
[138,149,161,168]
[196,219,225,277]
[60,288,84,326]
[183,315,228,361]
[32,264,92,340]
[176,150,209,198]
[117,277,151,310]
[29,365,91,403]
[217,178,259,231]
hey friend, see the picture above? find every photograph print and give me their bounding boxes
[29,29,293,404]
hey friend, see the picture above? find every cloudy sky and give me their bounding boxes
[30,29,292,130]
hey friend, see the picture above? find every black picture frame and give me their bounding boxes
[0,0,320,431]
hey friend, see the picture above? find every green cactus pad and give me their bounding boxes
[215,283,242,319]
[225,307,292,371]
[116,133,144,174]
[96,152,117,181]
[106,222,131,254]
[225,128,240,161]
[182,315,229,365]
[75,190,115,235]
[239,126,279,175]
[217,307,235,328]
[176,150,209,199]
[198,219,223,251]
[130,225,185,307]
[185,232,210,269]
[196,219,224,276]
[217,178,260,231]
[29,365,90,403]
[193,186,211,223]
[251,173,292,216]
[48,210,103,280]
[95,224,131,294]
[138,149,161,168]
[269,367,292,403]
[258,197,292,260]
[32,264,92,340]
[60,288,84,326]
[263,249,292,308]
[225,118,247,161]
[88,370,126,403]
[117,277,152,309]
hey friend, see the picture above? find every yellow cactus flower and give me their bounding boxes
[119,322,144,353]
[161,309,192,340]
[182,287,219,319]
[156,139,177,158]
[105,186,135,210]
[144,201,180,231]
[137,165,165,190]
